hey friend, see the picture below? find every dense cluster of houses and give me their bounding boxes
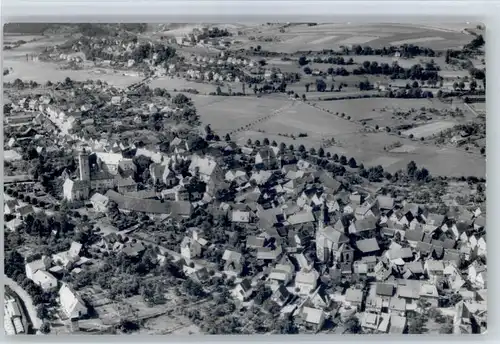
[57,135,484,334]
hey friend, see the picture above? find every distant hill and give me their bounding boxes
[4,23,148,36]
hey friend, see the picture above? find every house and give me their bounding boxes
[424,260,445,283]
[315,220,349,264]
[255,147,278,169]
[419,283,439,307]
[256,245,283,261]
[389,315,407,334]
[268,263,295,286]
[377,195,395,211]
[32,270,58,291]
[222,250,243,277]
[344,288,364,310]
[116,176,137,194]
[52,241,82,268]
[188,154,222,184]
[246,236,265,249]
[90,192,109,213]
[4,199,19,215]
[396,282,420,310]
[356,238,380,255]
[388,297,406,316]
[26,258,49,280]
[353,256,378,275]
[5,218,23,232]
[121,241,146,258]
[180,237,202,261]
[468,262,487,289]
[271,285,292,307]
[349,217,378,235]
[232,279,253,302]
[231,210,250,223]
[453,301,487,334]
[299,306,326,331]
[361,312,390,333]
[309,286,332,309]
[294,268,319,295]
[16,205,35,220]
[59,284,88,319]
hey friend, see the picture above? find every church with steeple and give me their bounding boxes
[315,201,354,267]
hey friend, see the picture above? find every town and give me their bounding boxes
[3,23,486,336]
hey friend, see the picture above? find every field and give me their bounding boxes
[193,92,484,177]
[402,121,457,139]
[229,23,475,52]
[316,98,452,121]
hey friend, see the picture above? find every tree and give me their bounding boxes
[315,79,327,92]
[469,80,477,92]
[339,155,347,165]
[298,56,308,66]
[348,157,357,168]
[407,161,418,177]
[40,321,51,334]
[172,93,191,106]
[318,147,325,157]
[345,316,361,334]
[279,142,286,152]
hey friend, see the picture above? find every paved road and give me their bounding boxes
[4,276,43,330]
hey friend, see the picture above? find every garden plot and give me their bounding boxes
[402,121,456,139]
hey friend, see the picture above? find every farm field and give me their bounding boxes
[315,98,453,121]
[229,23,475,53]
[193,95,291,132]
[210,95,485,177]
[402,121,457,139]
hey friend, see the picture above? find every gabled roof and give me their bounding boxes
[443,249,460,262]
[376,283,395,297]
[222,250,242,262]
[345,288,363,303]
[377,195,395,210]
[356,238,380,253]
[350,217,378,233]
[405,229,424,242]
[287,210,315,225]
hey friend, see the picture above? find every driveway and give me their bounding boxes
[4,276,43,329]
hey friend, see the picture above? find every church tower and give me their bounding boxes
[78,150,90,181]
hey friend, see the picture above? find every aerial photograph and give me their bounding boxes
[3,22,486,335]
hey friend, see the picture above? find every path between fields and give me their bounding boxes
[4,276,43,330]
[227,99,297,136]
